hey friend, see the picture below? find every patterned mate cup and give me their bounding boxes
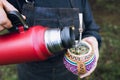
[63,40,96,75]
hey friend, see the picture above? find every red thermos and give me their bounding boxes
[0,11,75,65]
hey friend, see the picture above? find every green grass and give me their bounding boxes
[0,65,17,80]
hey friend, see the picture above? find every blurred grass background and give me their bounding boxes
[0,0,120,80]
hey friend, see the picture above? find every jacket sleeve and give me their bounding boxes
[82,0,102,48]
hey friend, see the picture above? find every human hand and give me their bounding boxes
[0,0,18,31]
[0,0,26,31]
[79,36,99,78]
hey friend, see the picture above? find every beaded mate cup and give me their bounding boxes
[63,41,96,75]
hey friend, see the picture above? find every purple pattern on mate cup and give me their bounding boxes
[86,56,96,71]
[63,57,78,75]
[63,55,96,75]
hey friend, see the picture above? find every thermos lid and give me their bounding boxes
[61,27,75,48]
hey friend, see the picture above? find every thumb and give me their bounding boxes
[82,37,98,45]
[1,0,26,19]
[1,0,18,12]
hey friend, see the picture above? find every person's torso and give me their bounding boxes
[9,0,85,63]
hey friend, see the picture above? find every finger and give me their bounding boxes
[0,4,12,28]
[0,25,5,31]
[82,37,98,46]
[0,1,26,28]
[1,0,18,12]
[1,0,26,20]
[94,45,99,61]
[2,20,12,29]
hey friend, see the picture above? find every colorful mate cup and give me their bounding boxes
[63,40,96,75]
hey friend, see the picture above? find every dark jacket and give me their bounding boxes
[8,0,101,47]
[7,1,101,80]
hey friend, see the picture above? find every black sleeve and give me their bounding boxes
[82,0,102,48]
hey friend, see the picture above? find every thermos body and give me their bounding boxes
[0,26,51,65]
[0,25,75,65]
